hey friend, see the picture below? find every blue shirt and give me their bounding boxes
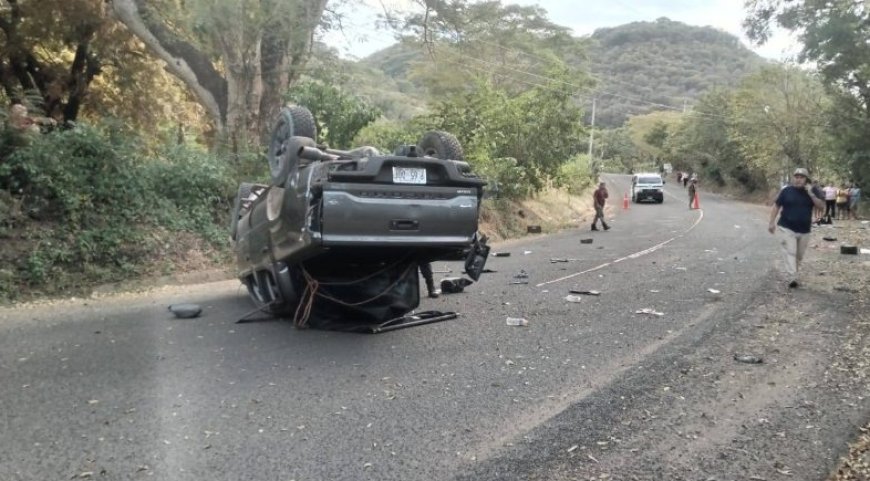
[776,185,822,234]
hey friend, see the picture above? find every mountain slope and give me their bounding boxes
[358,18,767,127]
[587,17,767,127]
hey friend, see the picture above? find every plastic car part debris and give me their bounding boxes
[707,288,721,294]
[510,280,529,285]
[550,258,570,263]
[168,304,202,319]
[492,252,511,257]
[523,250,533,255]
[841,245,858,255]
[564,295,584,303]
[569,290,601,296]
[527,225,542,234]
[734,354,763,364]
[514,270,529,279]
[580,238,594,244]
[861,248,870,254]
[440,277,474,294]
[506,317,529,326]
[367,311,459,333]
[464,234,491,281]
[635,308,664,317]
[822,236,837,242]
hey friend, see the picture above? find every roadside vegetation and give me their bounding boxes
[1,0,867,303]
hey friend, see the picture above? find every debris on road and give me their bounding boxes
[635,308,664,317]
[570,290,601,296]
[823,236,838,242]
[734,354,764,364]
[514,270,529,279]
[550,258,571,263]
[580,238,594,244]
[707,288,721,294]
[527,225,542,234]
[675,267,688,271]
[841,245,858,255]
[168,303,202,319]
[567,445,579,453]
[523,250,533,255]
[861,248,870,255]
[564,295,584,303]
[492,252,511,257]
[440,277,473,294]
[509,281,529,285]
[506,317,529,327]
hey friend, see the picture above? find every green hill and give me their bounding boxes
[586,17,767,127]
[357,18,767,127]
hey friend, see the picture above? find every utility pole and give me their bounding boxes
[588,97,596,158]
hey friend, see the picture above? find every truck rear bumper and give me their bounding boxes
[320,184,480,247]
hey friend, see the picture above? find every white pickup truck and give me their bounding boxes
[631,173,665,204]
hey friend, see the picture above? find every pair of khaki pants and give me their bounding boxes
[777,226,810,281]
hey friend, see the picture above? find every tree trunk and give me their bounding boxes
[111,0,228,132]
[112,0,329,147]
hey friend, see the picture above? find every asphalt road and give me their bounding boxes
[1,175,867,481]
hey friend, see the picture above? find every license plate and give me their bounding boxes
[392,167,426,184]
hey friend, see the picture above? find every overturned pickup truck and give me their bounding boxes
[230,106,489,328]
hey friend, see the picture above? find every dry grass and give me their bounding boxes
[479,188,594,242]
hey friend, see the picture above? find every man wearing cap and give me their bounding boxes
[768,168,825,288]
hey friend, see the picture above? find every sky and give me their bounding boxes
[321,0,802,61]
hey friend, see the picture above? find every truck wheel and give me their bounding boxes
[270,136,316,187]
[418,131,464,161]
[244,265,300,316]
[230,182,255,240]
[268,106,317,186]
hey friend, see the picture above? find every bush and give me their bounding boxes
[0,122,235,300]
[554,154,595,195]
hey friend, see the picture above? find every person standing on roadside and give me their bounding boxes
[849,183,862,219]
[688,178,698,209]
[836,183,850,220]
[768,168,826,288]
[591,181,610,231]
[823,181,837,221]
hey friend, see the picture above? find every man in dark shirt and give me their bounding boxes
[768,168,825,288]
[592,182,610,231]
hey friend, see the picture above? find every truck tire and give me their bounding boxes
[418,131,464,161]
[230,182,255,240]
[268,106,317,186]
[271,136,317,187]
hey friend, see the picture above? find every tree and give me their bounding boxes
[386,0,591,99]
[111,0,330,145]
[1,0,106,123]
[729,65,832,183]
[286,80,380,149]
[744,0,870,183]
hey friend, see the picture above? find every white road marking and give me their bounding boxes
[536,208,705,287]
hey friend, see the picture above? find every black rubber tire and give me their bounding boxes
[418,130,464,160]
[268,106,317,185]
[271,136,317,187]
[230,182,255,240]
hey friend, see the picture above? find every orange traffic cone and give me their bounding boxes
[623,192,630,210]
[692,192,700,210]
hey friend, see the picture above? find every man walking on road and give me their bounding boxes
[768,168,826,288]
[591,182,610,231]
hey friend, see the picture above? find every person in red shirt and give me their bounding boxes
[592,182,610,231]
